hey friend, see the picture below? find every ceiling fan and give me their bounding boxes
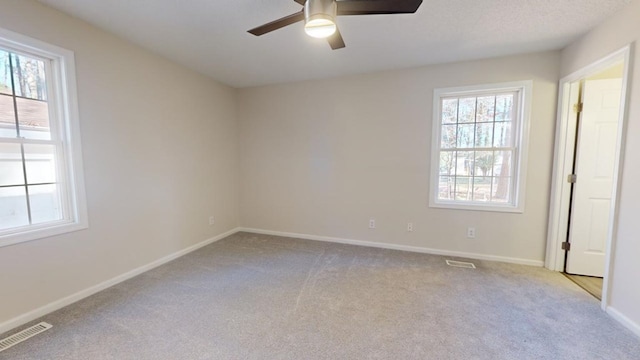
[248,0,423,50]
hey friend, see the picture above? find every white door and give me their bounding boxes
[566,79,622,277]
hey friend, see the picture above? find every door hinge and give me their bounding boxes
[573,102,583,113]
[562,242,571,251]
[567,174,577,183]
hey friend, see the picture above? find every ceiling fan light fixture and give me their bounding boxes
[304,0,338,39]
[304,15,337,38]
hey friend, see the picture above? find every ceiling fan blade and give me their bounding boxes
[336,0,423,15]
[293,0,306,5]
[248,11,305,36]
[327,27,346,50]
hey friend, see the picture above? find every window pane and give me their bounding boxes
[0,95,17,138]
[24,144,57,184]
[0,50,12,96]
[493,150,513,179]
[474,151,494,178]
[472,177,491,201]
[495,95,514,122]
[457,124,475,148]
[476,96,495,123]
[458,97,476,123]
[0,186,29,230]
[493,121,512,147]
[17,97,50,140]
[455,151,474,176]
[29,184,63,224]
[454,176,471,201]
[442,98,458,124]
[475,122,493,148]
[441,124,456,148]
[439,151,455,175]
[11,53,47,101]
[438,176,453,200]
[492,177,511,203]
[0,143,25,186]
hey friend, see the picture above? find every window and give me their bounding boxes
[430,81,531,212]
[0,28,87,247]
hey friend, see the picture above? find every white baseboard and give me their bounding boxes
[239,227,545,267]
[607,306,640,338]
[0,227,241,335]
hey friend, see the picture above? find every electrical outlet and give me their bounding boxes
[407,222,413,232]
[369,219,376,229]
[467,227,476,239]
[209,216,215,225]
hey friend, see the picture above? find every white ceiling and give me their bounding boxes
[38,0,630,88]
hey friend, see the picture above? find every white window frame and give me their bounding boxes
[429,81,532,213]
[0,27,88,247]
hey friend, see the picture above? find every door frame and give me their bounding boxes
[545,44,632,310]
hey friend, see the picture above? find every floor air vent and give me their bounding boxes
[0,322,52,353]
[446,260,476,269]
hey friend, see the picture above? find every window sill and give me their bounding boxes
[0,221,88,248]
[429,200,524,213]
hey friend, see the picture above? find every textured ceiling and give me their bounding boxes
[38,0,631,88]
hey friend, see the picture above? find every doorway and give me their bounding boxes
[565,70,623,299]
[546,45,631,309]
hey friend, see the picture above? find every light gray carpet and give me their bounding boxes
[2,232,639,359]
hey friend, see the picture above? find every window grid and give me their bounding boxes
[438,92,517,205]
[0,47,63,231]
[10,52,33,224]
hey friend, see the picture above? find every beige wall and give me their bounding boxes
[561,0,640,332]
[0,1,239,326]
[238,51,560,264]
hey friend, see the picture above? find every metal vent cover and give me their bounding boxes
[446,259,476,269]
[0,322,52,353]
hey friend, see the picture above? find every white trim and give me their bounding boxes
[240,227,544,267]
[429,80,532,213]
[0,26,88,248]
[545,45,632,312]
[58,40,89,237]
[601,45,631,311]
[545,80,578,272]
[606,306,640,339]
[0,227,241,335]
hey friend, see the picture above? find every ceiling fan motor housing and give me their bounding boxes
[304,0,337,25]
